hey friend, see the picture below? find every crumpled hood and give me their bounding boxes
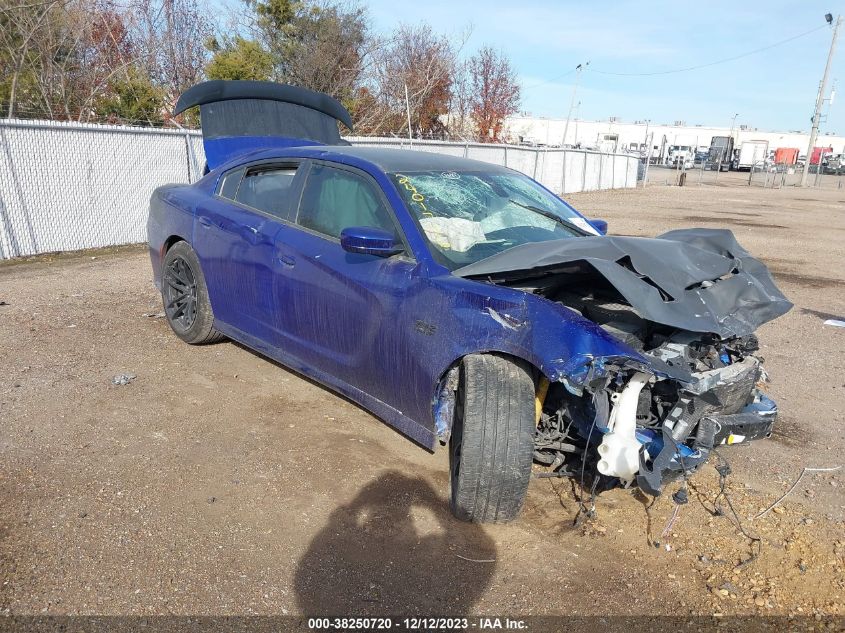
[455,228,792,338]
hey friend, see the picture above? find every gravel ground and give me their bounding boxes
[1,174,843,619]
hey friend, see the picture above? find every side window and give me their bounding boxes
[216,167,243,200]
[234,164,300,220]
[297,163,396,239]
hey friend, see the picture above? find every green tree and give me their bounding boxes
[253,0,298,34]
[250,0,368,104]
[95,68,165,126]
[205,36,274,81]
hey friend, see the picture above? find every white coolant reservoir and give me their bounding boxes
[596,372,650,484]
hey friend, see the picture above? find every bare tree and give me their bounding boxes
[128,0,212,115]
[468,46,520,142]
[355,23,458,137]
[0,0,147,121]
[0,0,63,118]
[245,0,372,106]
[447,58,473,139]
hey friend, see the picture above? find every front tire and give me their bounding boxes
[161,241,224,345]
[449,354,536,523]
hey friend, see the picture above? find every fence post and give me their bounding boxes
[0,123,8,259]
[561,150,567,194]
[581,152,587,191]
[598,154,603,190]
[540,148,547,185]
[612,153,616,189]
[184,132,200,182]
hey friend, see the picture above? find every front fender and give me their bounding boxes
[423,275,652,394]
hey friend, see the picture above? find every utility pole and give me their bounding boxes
[717,113,739,175]
[573,101,581,146]
[802,14,841,187]
[562,62,589,147]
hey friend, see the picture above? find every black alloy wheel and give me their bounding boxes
[163,255,198,331]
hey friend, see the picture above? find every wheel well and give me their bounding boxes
[437,352,545,391]
[432,352,546,437]
[163,235,185,254]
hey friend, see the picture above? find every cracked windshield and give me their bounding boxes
[389,170,598,269]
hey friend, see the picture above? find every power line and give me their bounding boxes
[591,24,828,77]
[522,66,579,91]
[523,23,828,90]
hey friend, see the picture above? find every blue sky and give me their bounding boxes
[364,0,843,133]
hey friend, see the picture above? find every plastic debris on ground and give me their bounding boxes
[823,319,845,328]
[112,373,137,385]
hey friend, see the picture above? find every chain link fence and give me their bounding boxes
[646,160,845,190]
[0,119,638,259]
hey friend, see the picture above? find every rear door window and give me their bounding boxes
[234,163,301,221]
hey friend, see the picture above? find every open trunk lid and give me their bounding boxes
[173,80,354,170]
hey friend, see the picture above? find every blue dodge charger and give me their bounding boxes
[148,81,792,522]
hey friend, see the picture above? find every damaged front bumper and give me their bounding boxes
[635,391,777,495]
[547,353,778,497]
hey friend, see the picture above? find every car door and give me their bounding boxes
[194,160,305,344]
[270,160,420,409]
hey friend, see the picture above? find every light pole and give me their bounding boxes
[573,101,581,146]
[802,13,841,187]
[718,113,739,173]
[562,62,589,147]
[729,112,739,143]
[404,82,413,146]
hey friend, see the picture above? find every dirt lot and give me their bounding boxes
[1,174,844,620]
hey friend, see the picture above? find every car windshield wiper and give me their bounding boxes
[506,199,589,236]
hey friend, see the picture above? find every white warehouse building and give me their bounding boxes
[504,115,845,159]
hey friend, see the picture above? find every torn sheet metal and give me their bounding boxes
[433,366,460,443]
[454,228,793,338]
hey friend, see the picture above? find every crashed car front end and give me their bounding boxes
[455,228,792,496]
[537,336,777,496]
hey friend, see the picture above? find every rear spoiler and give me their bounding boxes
[174,80,354,170]
[173,80,353,129]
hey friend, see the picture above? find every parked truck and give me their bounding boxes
[707,136,735,171]
[810,146,833,166]
[824,154,845,175]
[773,147,799,166]
[735,140,769,171]
[668,145,695,169]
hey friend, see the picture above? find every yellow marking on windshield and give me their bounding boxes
[396,174,433,217]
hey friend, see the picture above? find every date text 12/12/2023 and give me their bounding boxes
[307,617,528,630]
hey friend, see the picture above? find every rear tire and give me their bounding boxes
[161,241,224,345]
[449,354,536,523]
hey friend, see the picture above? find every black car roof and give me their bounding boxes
[303,145,512,173]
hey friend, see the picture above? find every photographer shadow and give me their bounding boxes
[294,471,497,616]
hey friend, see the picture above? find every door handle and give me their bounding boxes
[198,216,212,228]
[240,225,260,244]
[276,253,295,267]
